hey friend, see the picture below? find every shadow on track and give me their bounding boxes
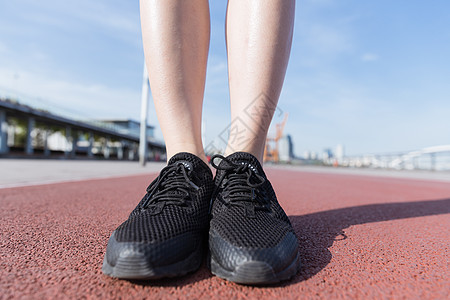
[127,198,450,287]
[286,198,450,285]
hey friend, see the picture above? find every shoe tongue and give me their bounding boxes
[222,152,264,175]
[175,160,193,171]
[164,153,197,197]
[167,152,205,171]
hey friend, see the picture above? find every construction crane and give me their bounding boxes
[263,113,288,163]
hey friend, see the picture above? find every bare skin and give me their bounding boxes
[224,0,295,162]
[140,0,210,163]
[140,0,295,163]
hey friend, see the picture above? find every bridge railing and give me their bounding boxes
[335,146,450,171]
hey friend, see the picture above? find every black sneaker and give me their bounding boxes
[208,152,300,284]
[102,152,214,279]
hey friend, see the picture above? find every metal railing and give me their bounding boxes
[333,145,450,171]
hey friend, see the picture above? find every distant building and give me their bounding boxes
[279,134,294,162]
[322,148,333,162]
[336,144,345,162]
[101,119,155,139]
[303,150,311,160]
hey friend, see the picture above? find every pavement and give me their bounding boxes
[1,159,449,299]
[0,159,166,188]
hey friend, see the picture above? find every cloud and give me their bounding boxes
[303,0,336,8]
[0,42,7,53]
[302,24,353,55]
[0,66,164,142]
[209,61,227,73]
[72,1,139,36]
[4,0,139,44]
[0,67,141,120]
[361,53,379,62]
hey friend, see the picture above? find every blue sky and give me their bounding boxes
[0,0,449,157]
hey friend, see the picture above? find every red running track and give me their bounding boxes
[1,169,449,299]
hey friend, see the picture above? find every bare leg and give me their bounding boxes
[140,0,210,163]
[224,0,295,162]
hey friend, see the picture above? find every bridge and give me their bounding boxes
[333,145,450,171]
[389,145,450,170]
[0,98,165,160]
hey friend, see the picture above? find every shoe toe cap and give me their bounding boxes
[105,231,202,268]
[209,230,299,274]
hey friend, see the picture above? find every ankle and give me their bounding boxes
[224,148,264,164]
[166,146,208,165]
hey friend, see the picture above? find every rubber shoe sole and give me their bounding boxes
[102,241,203,280]
[208,251,300,285]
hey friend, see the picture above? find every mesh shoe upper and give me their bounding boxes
[208,152,300,283]
[114,152,214,244]
[209,152,296,249]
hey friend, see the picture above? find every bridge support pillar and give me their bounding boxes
[117,141,124,160]
[104,137,110,159]
[430,153,436,171]
[26,117,35,155]
[87,132,94,158]
[0,110,8,154]
[88,132,94,157]
[71,130,78,158]
[128,143,137,161]
[43,127,50,156]
[65,127,72,157]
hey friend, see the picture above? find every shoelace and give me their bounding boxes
[140,162,200,210]
[211,155,270,216]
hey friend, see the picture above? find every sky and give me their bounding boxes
[0,0,449,157]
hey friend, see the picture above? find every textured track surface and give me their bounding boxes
[1,168,449,299]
